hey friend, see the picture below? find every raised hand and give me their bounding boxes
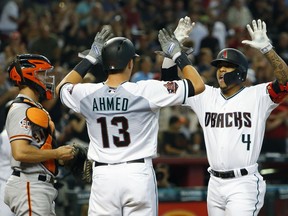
[174,16,195,43]
[86,27,114,64]
[158,28,182,60]
[242,19,272,54]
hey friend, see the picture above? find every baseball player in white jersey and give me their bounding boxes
[4,54,74,215]
[56,25,205,215]
[161,19,288,215]
[0,128,14,216]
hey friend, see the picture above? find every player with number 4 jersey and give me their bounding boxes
[161,18,288,215]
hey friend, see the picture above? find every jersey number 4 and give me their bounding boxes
[242,134,251,151]
[97,116,131,148]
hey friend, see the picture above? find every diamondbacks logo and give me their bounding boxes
[164,81,178,94]
[20,117,31,130]
[222,50,227,58]
[67,84,75,94]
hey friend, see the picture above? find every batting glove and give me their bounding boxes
[174,16,195,43]
[242,19,273,54]
[85,27,113,64]
[158,28,182,61]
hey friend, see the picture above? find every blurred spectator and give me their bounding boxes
[160,115,194,156]
[212,20,227,51]
[131,55,154,82]
[57,109,89,146]
[248,0,272,26]
[195,48,217,86]
[86,2,106,36]
[102,0,121,22]
[139,1,158,29]
[0,0,21,51]
[155,163,173,188]
[226,27,247,50]
[199,22,220,56]
[174,0,188,19]
[75,0,93,28]
[274,32,288,64]
[273,0,288,34]
[28,21,61,65]
[251,54,275,84]
[3,31,27,66]
[187,8,208,55]
[0,66,18,132]
[262,96,288,153]
[226,0,253,30]
[121,0,144,39]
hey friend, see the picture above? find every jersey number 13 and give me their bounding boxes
[97,116,131,148]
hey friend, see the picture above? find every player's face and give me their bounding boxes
[216,62,237,88]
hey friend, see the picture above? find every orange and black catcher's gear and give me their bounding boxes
[7,54,55,100]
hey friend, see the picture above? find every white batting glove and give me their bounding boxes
[242,19,273,54]
[174,16,195,44]
[85,27,113,64]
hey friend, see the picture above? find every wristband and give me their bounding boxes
[260,43,273,54]
[174,52,191,70]
[85,55,97,64]
[162,57,176,69]
[73,58,94,78]
[172,51,182,62]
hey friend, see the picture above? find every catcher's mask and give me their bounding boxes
[8,54,55,100]
[101,37,139,72]
[211,48,248,85]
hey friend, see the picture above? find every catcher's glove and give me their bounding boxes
[61,143,92,183]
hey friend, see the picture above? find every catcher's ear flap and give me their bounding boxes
[26,107,49,129]
[8,55,25,85]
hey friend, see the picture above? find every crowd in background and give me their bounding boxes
[0,0,288,214]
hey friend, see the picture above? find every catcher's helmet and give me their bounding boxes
[211,48,248,82]
[102,37,139,71]
[7,54,55,100]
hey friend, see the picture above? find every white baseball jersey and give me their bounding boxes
[0,129,14,216]
[0,129,12,181]
[60,80,189,163]
[185,83,278,170]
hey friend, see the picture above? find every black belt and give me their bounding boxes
[12,170,54,184]
[210,168,248,179]
[94,158,145,167]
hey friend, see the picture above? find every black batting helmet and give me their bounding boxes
[101,37,139,71]
[211,48,248,81]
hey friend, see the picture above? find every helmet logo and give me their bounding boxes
[222,50,227,59]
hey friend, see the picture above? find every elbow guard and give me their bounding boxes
[267,80,288,103]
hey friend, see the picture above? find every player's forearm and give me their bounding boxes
[182,65,205,95]
[265,49,288,85]
[11,141,59,163]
